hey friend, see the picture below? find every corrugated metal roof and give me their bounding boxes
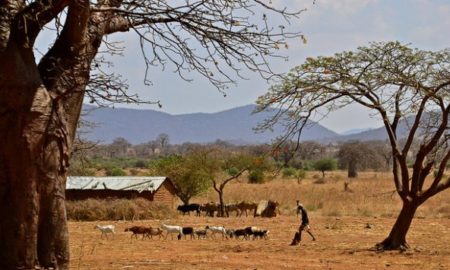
[67,176,168,193]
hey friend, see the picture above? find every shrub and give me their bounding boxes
[106,167,126,176]
[313,158,337,178]
[227,167,239,177]
[282,167,296,178]
[68,162,96,176]
[302,160,314,171]
[134,159,148,168]
[296,169,306,179]
[248,169,264,184]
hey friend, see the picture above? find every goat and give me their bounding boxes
[194,229,208,239]
[178,227,195,240]
[244,226,258,239]
[200,202,219,217]
[252,229,270,240]
[232,229,248,240]
[94,224,115,239]
[236,202,258,217]
[225,229,235,239]
[243,226,269,240]
[148,227,164,239]
[177,204,201,216]
[205,225,227,239]
[225,203,241,217]
[124,226,152,240]
[161,224,183,240]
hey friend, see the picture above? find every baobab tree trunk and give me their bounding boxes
[348,161,358,178]
[0,40,73,270]
[377,201,419,250]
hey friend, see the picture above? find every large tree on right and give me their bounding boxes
[256,41,450,250]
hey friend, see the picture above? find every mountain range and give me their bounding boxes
[80,104,404,144]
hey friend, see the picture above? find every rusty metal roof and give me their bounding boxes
[67,176,168,193]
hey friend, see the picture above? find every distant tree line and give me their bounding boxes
[71,132,430,180]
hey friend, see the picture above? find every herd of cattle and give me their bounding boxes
[177,202,259,217]
[95,224,269,240]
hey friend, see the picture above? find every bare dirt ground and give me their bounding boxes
[69,214,450,270]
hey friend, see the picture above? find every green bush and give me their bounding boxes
[314,158,337,178]
[282,167,296,178]
[248,169,264,184]
[106,167,126,176]
[135,159,148,168]
[302,160,314,171]
[297,169,306,179]
[227,167,239,177]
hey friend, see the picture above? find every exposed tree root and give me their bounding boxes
[375,239,410,251]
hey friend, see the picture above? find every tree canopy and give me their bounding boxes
[337,141,385,177]
[151,153,213,205]
[0,1,303,268]
[256,41,450,249]
[313,158,337,178]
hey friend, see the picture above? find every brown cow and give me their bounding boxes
[236,201,258,217]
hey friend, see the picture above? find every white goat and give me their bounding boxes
[205,225,227,239]
[95,224,115,239]
[161,224,183,240]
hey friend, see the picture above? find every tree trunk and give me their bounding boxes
[0,42,71,270]
[218,189,226,217]
[377,201,418,250]
[348,161,358,178]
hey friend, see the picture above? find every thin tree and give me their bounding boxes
[211,154,258,217]
[313,158,337,178]
[0,1,303,268]
[256,41,450,250]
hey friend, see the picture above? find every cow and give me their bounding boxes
[177,203,201,216]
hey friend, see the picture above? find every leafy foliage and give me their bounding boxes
[282,167,297,178]
[313,159,337,178]
[151,154,213,205]
[256,41,450,249]
[106,167,126,176]
[248,169,265,184]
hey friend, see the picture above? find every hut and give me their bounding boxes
[66,176,177,207]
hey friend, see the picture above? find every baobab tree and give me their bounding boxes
[0,1,302,269]
[337,141,385,178]
[256,41,450,250]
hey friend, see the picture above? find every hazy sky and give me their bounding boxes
[40,0,450,134]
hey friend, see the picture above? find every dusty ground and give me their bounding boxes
[69,214,450,270]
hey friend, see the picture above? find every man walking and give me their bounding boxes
[291,200,316,245]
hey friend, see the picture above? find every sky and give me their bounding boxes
[37,0,450,134]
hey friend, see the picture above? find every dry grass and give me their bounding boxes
[70,215,450,270]
[199,171,450,219]
[66,199,177,221]
[68,171,450,269]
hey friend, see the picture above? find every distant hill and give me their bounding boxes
[340,128,374,136]
[326,115,423,142]
[80,104,339,144]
